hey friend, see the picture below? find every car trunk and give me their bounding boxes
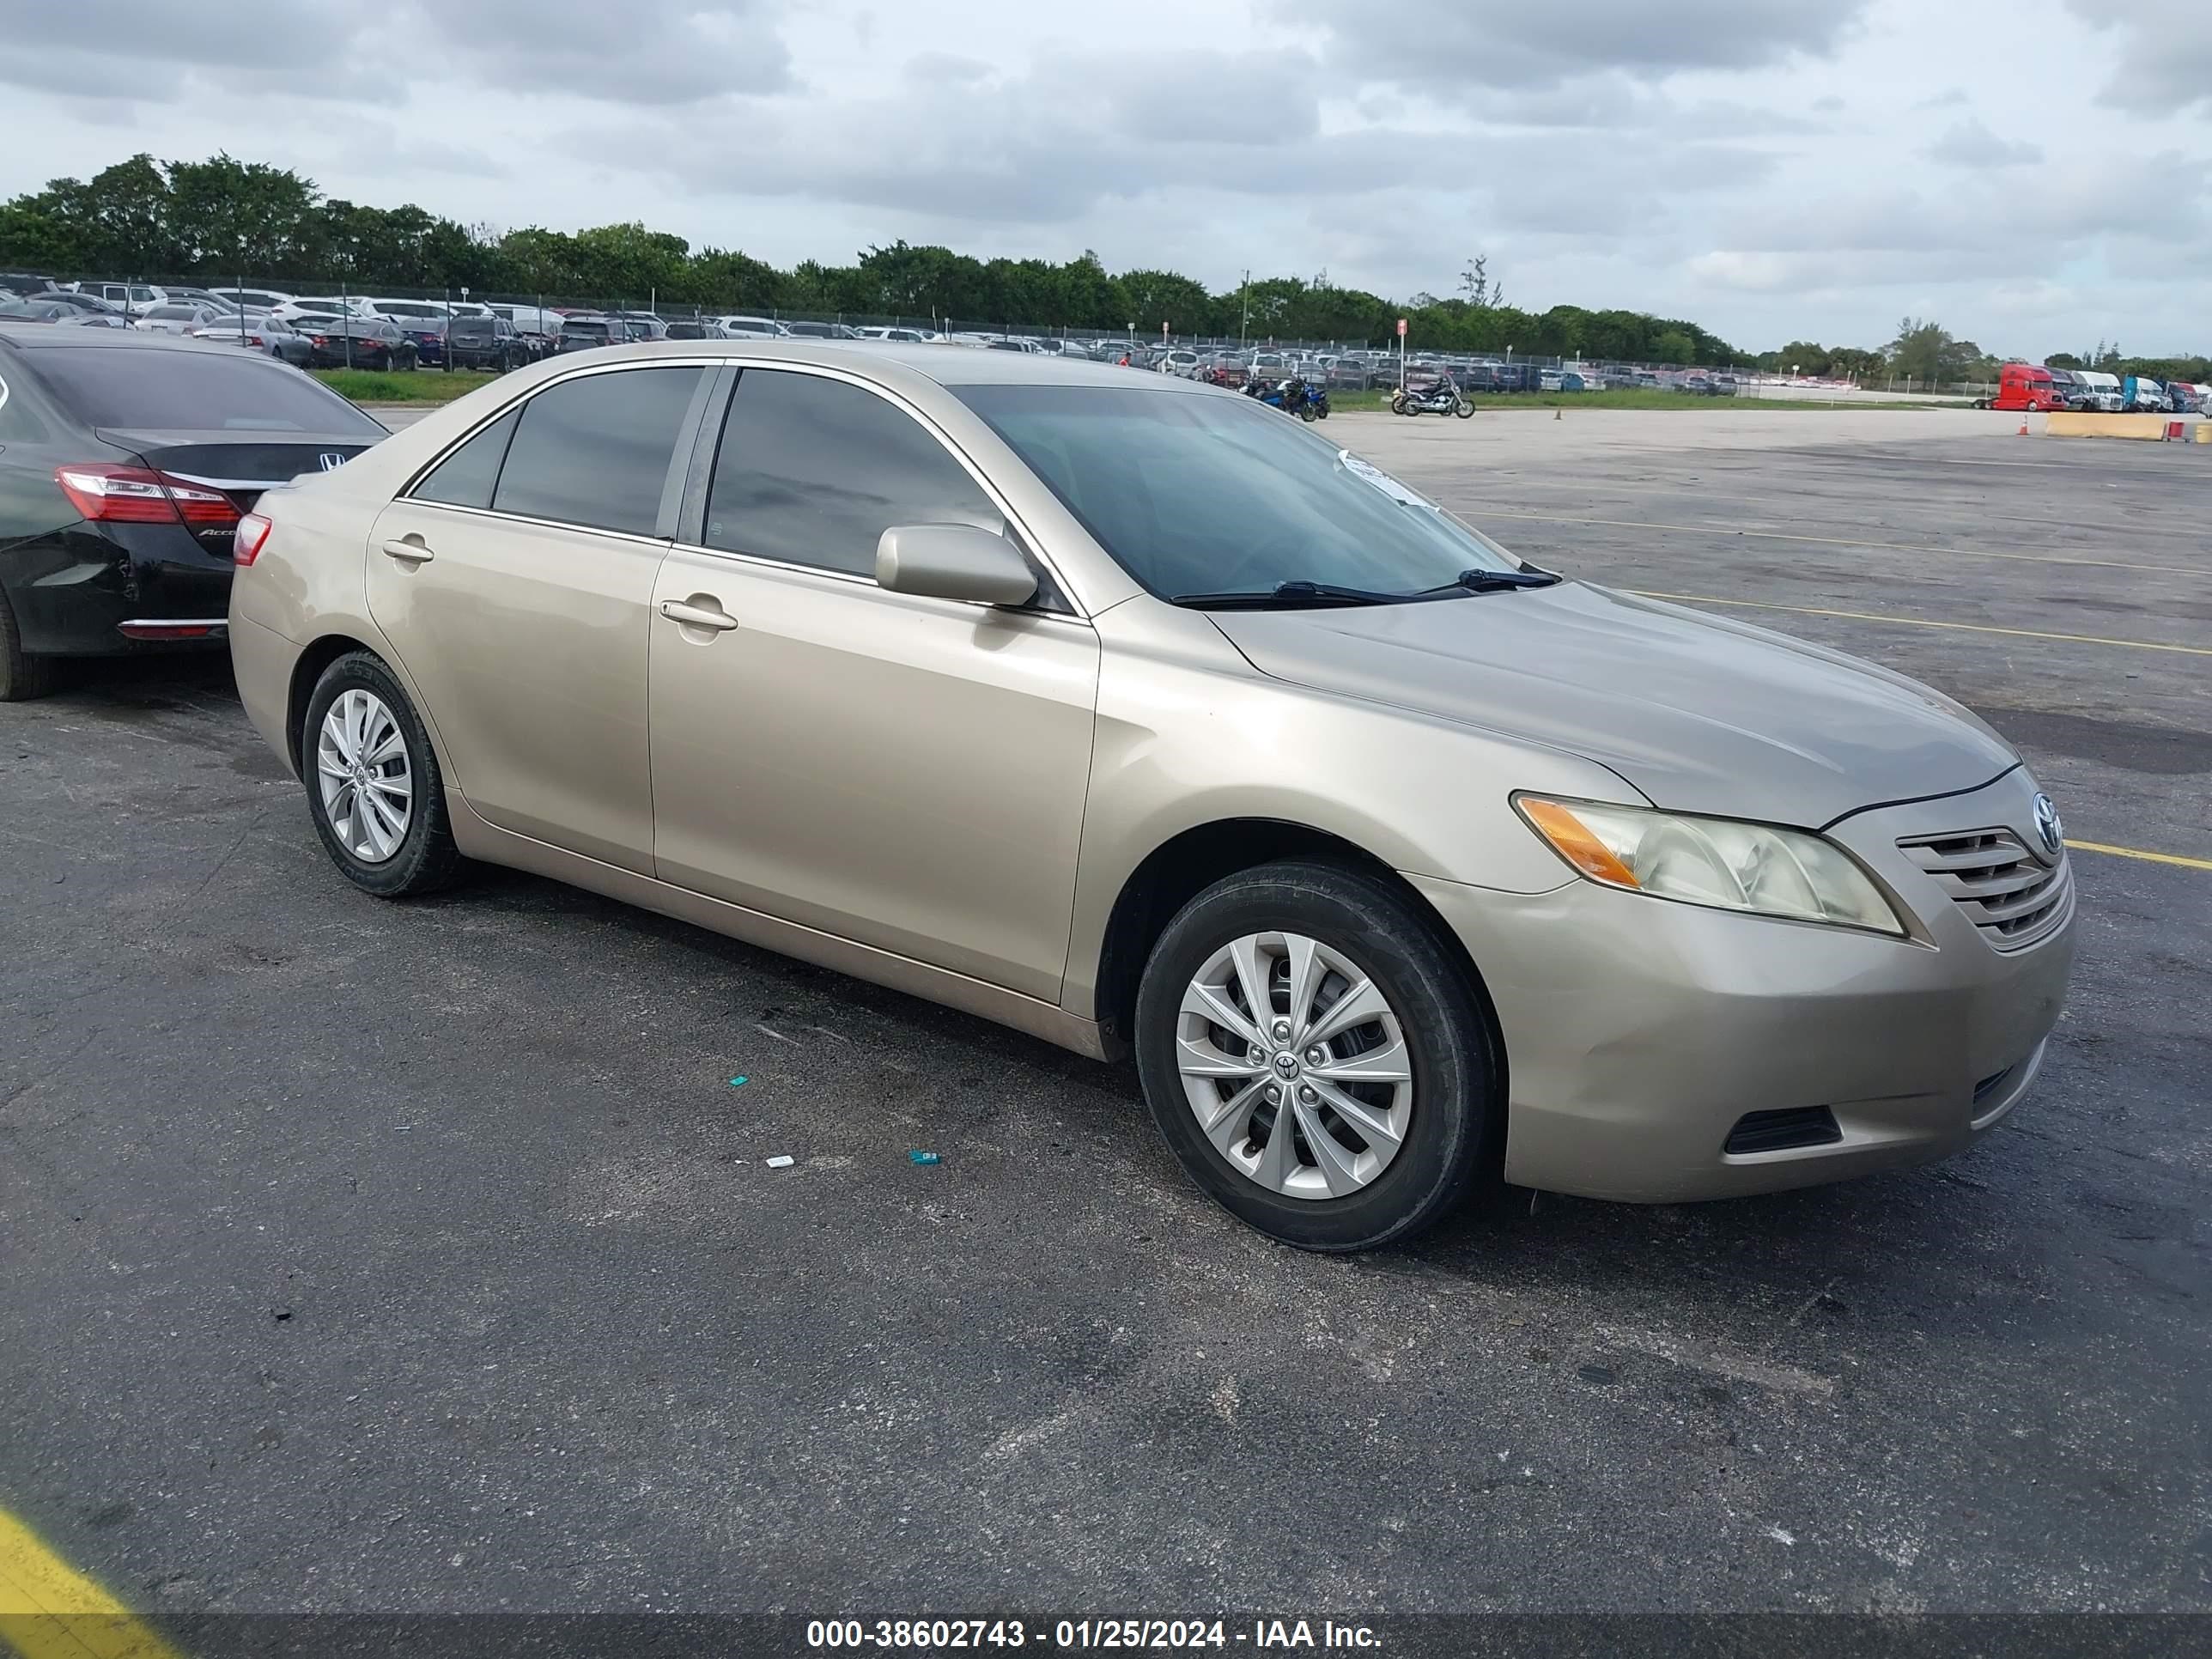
[95,428,377,556]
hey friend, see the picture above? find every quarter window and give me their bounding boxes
[490,367,702,537]
[703,368,1002,578]
[413,408,520,510]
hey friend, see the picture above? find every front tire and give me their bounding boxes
[1454,398,1474,418]
[301,653,464,897]
[1133,860,1499,1252]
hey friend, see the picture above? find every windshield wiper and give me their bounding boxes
[1170,580,1408,609]
[1418,565,1565,596]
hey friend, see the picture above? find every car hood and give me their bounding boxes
[1207,580,2018,826]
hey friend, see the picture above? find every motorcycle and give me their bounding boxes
[1244,375,1330,421]
[1391,380,1474,418]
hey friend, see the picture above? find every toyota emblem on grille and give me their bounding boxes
[318,453,346,471]
[2033,793,2063,858]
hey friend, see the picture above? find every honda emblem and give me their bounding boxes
[318,453,346,471]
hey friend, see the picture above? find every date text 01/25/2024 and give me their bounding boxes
[805,1619,1382,1650]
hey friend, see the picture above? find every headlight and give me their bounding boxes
[1515,796,1905,935]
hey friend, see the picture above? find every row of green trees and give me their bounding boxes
[0,152,1746,362]
[1755,323,2209,387]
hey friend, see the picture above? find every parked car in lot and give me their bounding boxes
[272,297,375,326]
[781,320,865,340]
[444,313,533,368]
[158,288,240,314]
[209,287,294,313]
[188,314,315,368]
[228,341,2075,1252]
[487,305,565,346]
[67,281,167,316]
[35,290,124,319]
[556,315,618,352]
[0,330,385,700]
[390,319,450,367]
[301,317,418,371]
[0,300,80,325]
[2,273,59,299]
[714,316,787,338]
[133,302,228,336]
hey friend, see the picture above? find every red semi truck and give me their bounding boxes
[1977,362,2067,411]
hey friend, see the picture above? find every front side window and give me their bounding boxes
[702,368,1002,579]
[490,366,702,536]
[955,383,1523,601]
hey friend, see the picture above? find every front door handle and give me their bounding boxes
[659,597,738,632]
[381,538,434,565]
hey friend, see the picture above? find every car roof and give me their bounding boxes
[497,337,1233,398]
[0,325,270,357]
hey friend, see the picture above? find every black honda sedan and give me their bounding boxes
[300,317,418,371]
[0,328,386,698]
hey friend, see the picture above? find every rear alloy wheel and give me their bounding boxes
[1135,860,1499,1252]
[0,584,55,702]
[302,653,463,897]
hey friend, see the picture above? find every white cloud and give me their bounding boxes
[1924,120,2045,168]
[1,0,2208,356]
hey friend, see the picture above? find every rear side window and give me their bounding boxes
[30,348,386,434]
[703,368,1001,578]
[413,408,521,509]
[490,366,702,536]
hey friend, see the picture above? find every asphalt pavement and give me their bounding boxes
[2,410,2206,1631]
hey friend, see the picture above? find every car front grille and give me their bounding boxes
[1897,828,2072,951]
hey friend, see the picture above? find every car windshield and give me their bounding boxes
[33,346,388,434]
[954,384,1524,600]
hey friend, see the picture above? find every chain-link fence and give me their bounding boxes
[42,269,1992,400]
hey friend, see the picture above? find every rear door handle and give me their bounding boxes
[659,597,738,632]
[381,538,434,565]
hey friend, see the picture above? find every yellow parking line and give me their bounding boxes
[1468,508,2198,574]
[0,1506,178,1659]
[1629,590,2212,657]
[2067,840,2212,872]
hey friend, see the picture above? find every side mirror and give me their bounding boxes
[876,523,1036,607]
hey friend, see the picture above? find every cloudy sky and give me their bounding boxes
[5,0,2209,353]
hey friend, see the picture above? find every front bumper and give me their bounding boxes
[1412,770,2075,1203]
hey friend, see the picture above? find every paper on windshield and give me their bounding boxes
[1337,451,1430,507]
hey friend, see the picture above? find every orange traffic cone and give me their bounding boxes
[2017,415,2030,436]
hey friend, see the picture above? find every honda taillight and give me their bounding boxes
[56,464,240,528]
[234,513,273,566]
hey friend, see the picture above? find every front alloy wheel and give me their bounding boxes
[1175,932,1413,1200]
[1135,860,1499,1252]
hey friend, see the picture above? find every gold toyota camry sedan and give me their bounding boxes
[231,343,2075,1252]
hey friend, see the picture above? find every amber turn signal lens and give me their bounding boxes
[1518,798,1641,889]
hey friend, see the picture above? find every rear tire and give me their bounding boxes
[1134,860,1499,1253]
[0,585,54,702]
[301,652,465,898]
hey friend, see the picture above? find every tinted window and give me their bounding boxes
[492,367,702,536]
[0,374,52,442]
[704,369,1001,578]
[413,407,521,509]
[33,347,386,434]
